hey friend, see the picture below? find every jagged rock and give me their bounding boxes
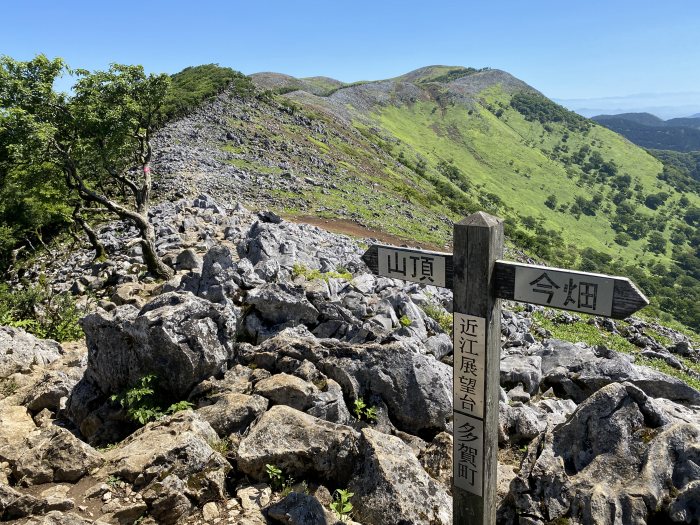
[22,370,81,413]
[0,326,63,378]
[237,405,360,483]
[246,283,319,325]
[349,427,452,525]
[0,405,36,453]
[186,244,240,303]
[76,291,236,402]
[267,491,345,525]
[253,372,319,411]
[142,474,192,524]
[306,378,353,425]
[2,426,103,485]
[506,383,531,403]
[0,482,47,520]
[535,340,700,404]
[188,364,254,401]
[103,501,148,524]
[175,248,203,271]
[238,483,271,512]
[506,382,700,524]
[193,193,225,214]
[39,485,74,512]
[419,431,453,490]
[202,501,220,521]
[500,355,542,395]
[499,401,547,444]
[195,392,269,436]
[245,331,453,434]
[21,512,99,525]
[236,219,363,273]
[424,333,452,360]
[669,480,700,523]
[102,412,228,502]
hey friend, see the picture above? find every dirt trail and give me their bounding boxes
[287,215,450,252]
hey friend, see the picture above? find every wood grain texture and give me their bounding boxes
[453,212,503,525]
[494,261,649,318]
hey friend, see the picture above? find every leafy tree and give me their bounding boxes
[646,231,667,255]
[0,55,173,278]
[544,194,557,210]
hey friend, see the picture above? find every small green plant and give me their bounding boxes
[352,397,378,422]
[421,304,453,333]
[265,463,285,491]
[166,400,195,414]
[399,315,412,327]
[106,474,122,488]
[330,488,354,521]
[110,375,194,425]
[209,437,232,456]
[96,442,118,453]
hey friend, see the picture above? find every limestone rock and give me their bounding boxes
[3,426,103,485]
[267,491,345,525]
[237,405,360,484]
[142,474,192,524]
[500,355,542,395]
[0,326,63,378]
[102,412,229,502]
[195,392,268,436]
[249,331,453,434]
[506,382,700,524]
[246,283,319,325]
[0,482,47,520]
[253,372,318,411]
[536,340,700,404]
[71,290,236,432]
[349,427,452,525]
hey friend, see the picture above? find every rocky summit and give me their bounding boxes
[1,194,699,525]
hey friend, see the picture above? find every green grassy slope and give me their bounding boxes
[275,69,699,329]
[374,87,694,266]
[170,65,700,331]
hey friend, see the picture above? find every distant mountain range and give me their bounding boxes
[592,112,700,152]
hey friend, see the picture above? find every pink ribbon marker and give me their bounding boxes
[143,166,151,173]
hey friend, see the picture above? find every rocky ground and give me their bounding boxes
[2,195,700,525]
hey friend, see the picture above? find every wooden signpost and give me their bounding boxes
[361,211,648,525]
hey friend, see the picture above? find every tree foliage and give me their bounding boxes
[510,91,590,132]
[163,64,253,120]
[0,55,173,277]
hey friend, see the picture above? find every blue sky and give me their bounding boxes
[3,0,699,117]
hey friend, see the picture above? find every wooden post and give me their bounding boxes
[452,212,503,525]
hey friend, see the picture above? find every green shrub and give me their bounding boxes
[109,374,194,425]
[352,397,378,422]
[421,304,453,333]
[0,282,84,342]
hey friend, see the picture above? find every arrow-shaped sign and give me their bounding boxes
[362,244,648,319]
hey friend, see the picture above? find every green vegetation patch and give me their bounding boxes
[292,263,352,282]
[163,64,253,120]
[0,281,84,342]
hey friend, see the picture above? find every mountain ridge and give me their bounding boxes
[593,112,700,151]
[149,63,700,330]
